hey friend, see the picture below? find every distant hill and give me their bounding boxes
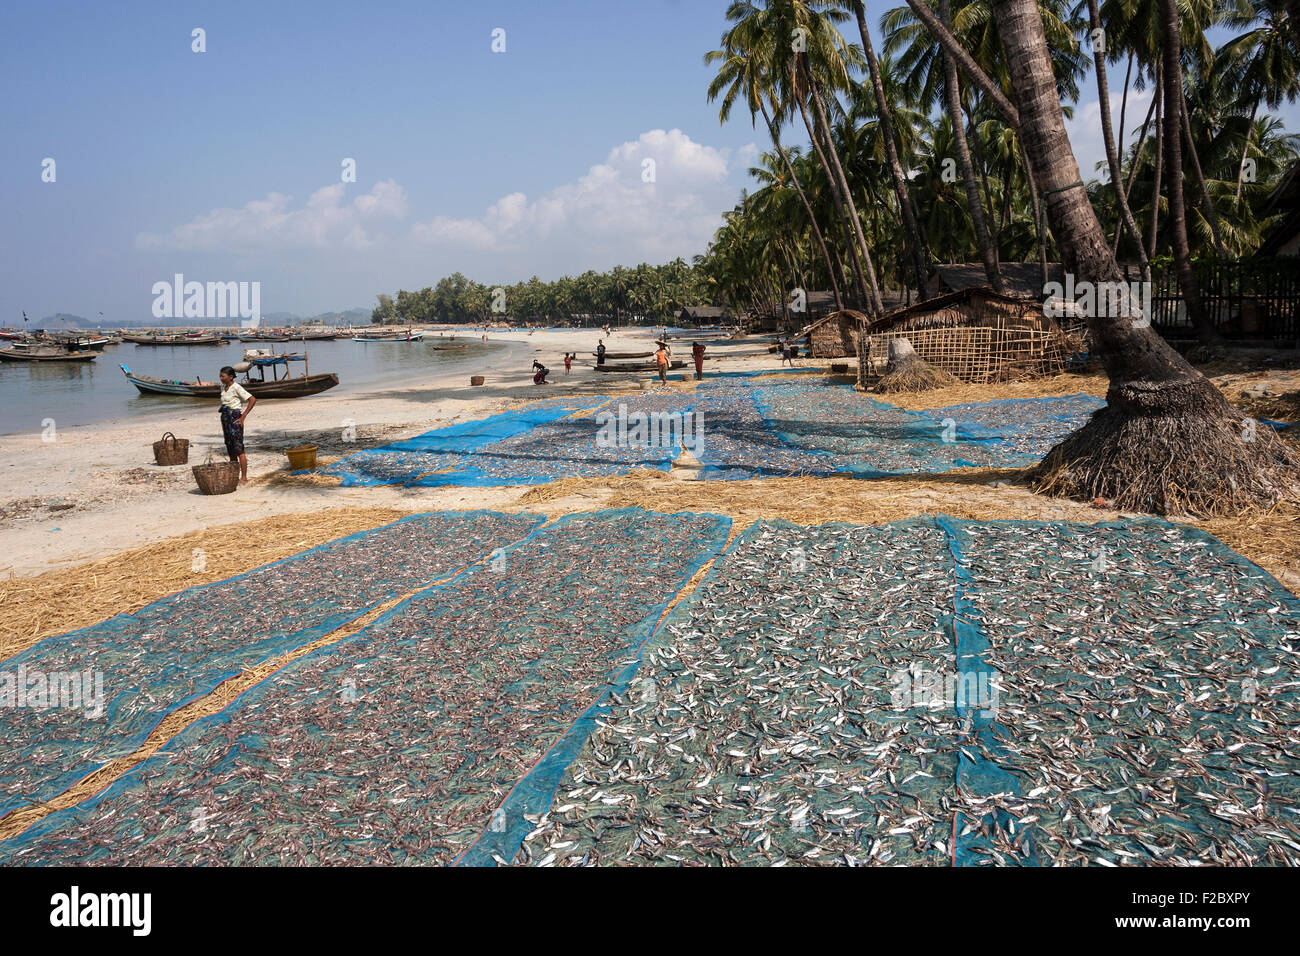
[37,313,93,329]
[36,307,373,329]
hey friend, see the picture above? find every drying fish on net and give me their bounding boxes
[915,395,1106,461]
[326,397,606,486]
[0,509,730,866]
[329,394,698,487]
[0,510,541,819]
[513,518,965,866]
[692,379,843,480]
[940,518,1300,866]
[408,393,701,486]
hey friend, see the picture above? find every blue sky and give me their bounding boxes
[1,0,1295,322]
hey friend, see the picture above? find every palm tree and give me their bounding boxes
[844,1,931,293]
[705,38,846,309]
[1081,0,1150,281]
[1217,0,1300,199]
[908,0,1298,515]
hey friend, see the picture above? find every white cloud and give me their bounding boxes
[411,128,746,259]
[1066,88,1155,184]
[137,179,408,251]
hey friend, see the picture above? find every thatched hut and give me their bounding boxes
[857,287,1087,387]
[801,309,868,358]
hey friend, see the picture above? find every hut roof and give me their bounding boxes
[1260,162,1300,256]
[679,305,729,319]
[865,287,1043,334]
[931,263,1064,297]
[798,309,869,337]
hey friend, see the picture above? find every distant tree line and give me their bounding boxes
[372,259,714,325]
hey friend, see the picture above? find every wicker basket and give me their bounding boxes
[152,432,189,466]
[192,460,241,495]
[470,375,485,386]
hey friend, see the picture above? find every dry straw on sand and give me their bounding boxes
[0,507,408,658]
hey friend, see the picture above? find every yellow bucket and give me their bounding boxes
[285,445,318,471]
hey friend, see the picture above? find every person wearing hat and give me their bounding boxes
[654,341,669,383]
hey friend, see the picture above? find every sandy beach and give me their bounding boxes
[0,327,785,576]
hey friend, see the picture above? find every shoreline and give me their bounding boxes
[0,328,775,577]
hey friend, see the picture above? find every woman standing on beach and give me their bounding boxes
[218,366,256,485]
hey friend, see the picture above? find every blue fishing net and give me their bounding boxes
[0,510,543,821]
[326,398,606,486]
[501,516,1300,867]
[327,394,699,488]
[326,377,1110,486]
[916,395,1106,460]
[691,379,835,480]
[938,517,1300,866]
[506,516,964,865]
[0,509,731,866]
[409,393,699,487]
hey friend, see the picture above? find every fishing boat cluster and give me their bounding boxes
[0,324,458,401]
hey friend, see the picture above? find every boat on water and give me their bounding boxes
[0,344,98,362]
[120,353,339,398]
[353,329,424,342]
[595,360,687,373]
[122,333,223,346]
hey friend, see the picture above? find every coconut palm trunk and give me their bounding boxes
[1234,101,1259,201]
[1084,0,1150,282]
[914,0,1296,514]
[1114,92,1158,256]
[1180,94,1227,256]
[1158,0,1217,344]
[852,1,930,294]
[1147,68,1164,261]
[938,0,1004,293]
[759,101,845,311]
[807,75,885,313]
[795,90,871,308]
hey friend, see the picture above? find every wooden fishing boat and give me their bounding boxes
[595,360,686,373]
[122,333,223,346]
[353,329,424,342]
[0,345,98,362]
[591,351,653,359]
[120,355,339,398]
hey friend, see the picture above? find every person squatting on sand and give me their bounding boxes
[218,365,256,484]
[532,360,550,385]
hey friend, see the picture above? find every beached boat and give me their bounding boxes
[595,360,687,373]
[591,351,653,359]
[352,329,424,342]
[122,333,223,346]
[0,345,98,362]
[120,354,339,398]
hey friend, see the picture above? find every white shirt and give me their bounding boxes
[220,381,252,412]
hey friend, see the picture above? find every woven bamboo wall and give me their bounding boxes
[857,319,1079,385]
